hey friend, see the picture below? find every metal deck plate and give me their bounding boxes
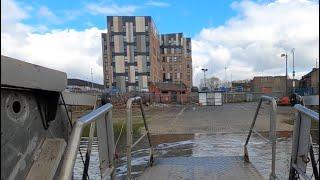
[139,156,263,180]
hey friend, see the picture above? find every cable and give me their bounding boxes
[60,92,73,128]
[115,119,126,149]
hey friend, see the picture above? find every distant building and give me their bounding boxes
[102,16,193,93]
[251,76,296,94]
[160,33,192,91]
[299,68,319,95]
[149,82,187,103]
[231,80,251,92]
[67,78,103,92]
[102,16,161,92]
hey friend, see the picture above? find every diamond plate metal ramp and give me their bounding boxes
[139,156,263,180]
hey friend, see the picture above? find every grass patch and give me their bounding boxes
[282,118,319,129]
[81,121,145,138]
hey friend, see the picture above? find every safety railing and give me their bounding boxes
[289,104,319,180]
[244,95,277,180]
[59,103,116,180]
[126,97,154,179]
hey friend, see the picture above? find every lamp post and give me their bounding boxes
[201,68,208,91]
[281,52,288,96]
[291,48,295,93]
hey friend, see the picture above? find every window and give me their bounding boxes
[146,56,150,62]
[162,57,165,62]
[145,25,149,31]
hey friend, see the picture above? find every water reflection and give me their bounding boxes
[73,132,318,180]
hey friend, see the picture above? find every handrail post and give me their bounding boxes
[244,96,278,180]
[126,99,133,180]
[106,111,116,180]
[126,97,154,179]
[269,98,277,180]
[59,103,113,180]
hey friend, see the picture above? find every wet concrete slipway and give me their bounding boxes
[73,132,318,180]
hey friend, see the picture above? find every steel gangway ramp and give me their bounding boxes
[139,156,263,180]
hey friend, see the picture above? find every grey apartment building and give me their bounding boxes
[160,33,192,91]
[102,16,161,92]
[102,16,192,92]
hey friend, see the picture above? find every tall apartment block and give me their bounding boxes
[102,16,192,92]
[160,33,192,90]
[101,16,161,92]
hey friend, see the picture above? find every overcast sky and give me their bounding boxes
[1,0,319,86]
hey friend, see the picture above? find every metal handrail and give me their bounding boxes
[244,95,277,180]
[126,97,154,180]
[59,103,113,180]
[289,104,319,180]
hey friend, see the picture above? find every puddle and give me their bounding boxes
[73,132,318,180]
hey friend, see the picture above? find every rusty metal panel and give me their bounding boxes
[1,55,67,92]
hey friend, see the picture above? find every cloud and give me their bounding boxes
[192,0,319,86]
[145,1,170,7]
[85,3,139,16]
[1,0,107,84]
[37,6,62,24]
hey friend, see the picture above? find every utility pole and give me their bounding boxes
[91,68,94,90]
[180,65,182,105]
[224,65,227,87]
[291,48,295,93]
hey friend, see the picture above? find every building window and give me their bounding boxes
[146,56,150,62]
[145,25,149,31]
[162,57,165,62]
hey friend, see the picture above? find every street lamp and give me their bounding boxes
[281,52,288,96]
[291,48,295,93]
[201,68,208,90]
